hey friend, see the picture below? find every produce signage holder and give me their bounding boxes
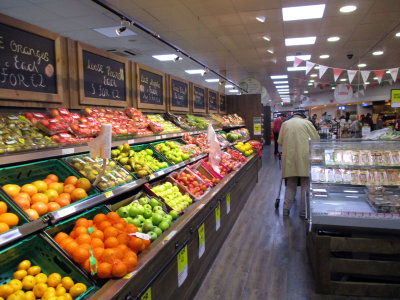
[0,14,65,103]
[207,89,218,113]
[169,75,189,112]
[136,64,166,111]
[219,94,227,114]
[77,42,130,107]
[191,83,206,113]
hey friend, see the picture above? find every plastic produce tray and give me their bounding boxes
[110,191,168,214]
[0,234,96,299]
[169,167,211,200]
[200,158,229,179]
[0,159,99,220]
[188,162,217,187]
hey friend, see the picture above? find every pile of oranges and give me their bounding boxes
[54,212,149,279]
[2,174,91,220]
[0,259,87,299]
[0,201,19,233]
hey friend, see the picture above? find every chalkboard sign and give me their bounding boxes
[194,87,205,109]
[208,90,217,112]
[136,64,165,110]
[0,14,65,103]
[219,94,226,112]
[169,76,189,112]
[77,43,130,107]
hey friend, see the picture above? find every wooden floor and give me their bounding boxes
[193,145,387,300]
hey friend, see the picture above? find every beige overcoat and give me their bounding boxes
[278,116,319,178]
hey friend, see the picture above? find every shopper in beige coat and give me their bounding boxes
[278,112,319,217]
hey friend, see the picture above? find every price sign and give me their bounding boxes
[177,245,188,287]
[198,223,205,258]
[215,202,221,230]
[226,192,231,214]
[140,288,151,300]
[104,190,113,198]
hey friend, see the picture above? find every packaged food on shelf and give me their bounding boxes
[359,150,371,166]
[149,121,164,133]
[333,150,343,165]
[382,151,393,166]
[170,168,210,199]
[350,169,359,185]
[63,154,134,191]
[125,107,151,129]
[151,140,192,164]
[0,234,95,299]
[51,133,93,145]
[358,170,370,185]
[0,159,98,220]
[146,114,182,133]
[216,132,230,147]
[334,169,343,183]
[342,150,353,165]
[207,114,225,127]
[391,151,400,165]
[325,168,335,183]
[182,133,208,152]
[226,148,246,163]
[375,170,389,185]
[386,169,400,185]
[366,187,400,213]
[342,169,352,184]
[111,143,170,178]
[351,150,361,165]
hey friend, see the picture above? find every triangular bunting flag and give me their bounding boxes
[333,68,344,82]
[371,82,376,88]
[361,71,370,84]
[374,70,384,84]
[346,84,351,91]
[322,83,326,89]
[389,68,399,81]
[360,89,365,96]
[319,65,328,79]
[313,82,318,88]
[389,79,394,86]
[294,57,303,67]
[347,70,357,83]
[305,61,315,75]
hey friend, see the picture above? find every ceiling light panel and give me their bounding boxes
[310,74,317,77]
[256,16,266,23]
[185,69,205,75]
[286,55,311,61]
[327,36,340,42]
[314,66,320,69]
[282,4,325,21]
[357,63,367,68]
[270,75,288,79]
[273,81,288,84]
[267,49,274,54]
[279,91,290,94]
[340,5,357,13]
[319,54,329,59]
[396,32,400,37]
[287,66,307,71]
[285,36,316,46]
[276,85,289,88]
[304,91,309,94]
[229,89,239,93]
[152,54,179,61]
[372,50,384,56]
[225,85,233,88]
[263,36,271,41]
[205,79,219,82]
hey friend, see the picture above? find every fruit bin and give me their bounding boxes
[199,158,229,180]
[62,154,136,192]
[0,159,99,220]
[0,234,96,299]
[187,162,219,187]
[149,139,194,165]
[110,191,168,215]
[169,167,211,200]
[0,193,29,235]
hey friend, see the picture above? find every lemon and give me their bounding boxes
[69,283,86,298]
[17,260,31,271]
[35,273,47,284]
[61,277,74,291]
[0,285,13,298]
[33,283,47,298]
[27,266,41,276]
[55,286,66,297]
[22,275,36,291]
[12,270,27,280]
[23,291,35,300]
[47,273,61,288]
[42,287,56,300]
[8,280,22,292]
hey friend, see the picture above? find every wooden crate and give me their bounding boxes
[307,229,400,298]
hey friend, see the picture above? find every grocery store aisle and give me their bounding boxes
[193,146,376,300]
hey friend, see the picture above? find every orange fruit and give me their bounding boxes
[76,178,91,192]
[63,184,75,194]
[58,193,71,202]
[0,222,10,233]
[0,212,19,227]
[25,209,39,220]
[70,188,87,202]
[98,220,112,231]
[44,189,59,202]
[97,262,112,279]
[0,201,7,214]
[64,240,79,256]
[46,174,58,183]
[72,247,90,264]
[116,244,129,255]
[59,237,73,249]
[55,196,70,208]
[31,202,48,216]
[128,236,143,253]
[14,192,31,202]
[82,258,91,273]
[43,178,53,186]
[90,238,104,249]
[32,180,47,193]
[21,184,37,196]
[106,212,120,223]
[80,243,91,251]
[90,229,104,241]
[54,232,69,244]
[111,260,128,278]
[101,248,116,264]
[2,184,21,197]
[93,213,107,225]
[14,197,30,210]
[116,233,129,245]
[104,237,119,248]
[48,182,63,195]
[31,193,49,204]
[76,233,91,245]
[125,223,138,234]
[142,238,151,250]
[92,247,104,259]
[75,218,89,228]
[64,176,78,186]
[47,202,61,212]
[103,226,118,239]
[124,253,137,272]
[69,230,77,239]
[74,226,88,236]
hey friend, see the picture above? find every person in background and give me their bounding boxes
[350,114,361,138]
[376,114,383,130]
[273,114,284,155]
[278,111,320,217]
[365,113,373,130]
[311,114,318,129]
[345,112,350,123]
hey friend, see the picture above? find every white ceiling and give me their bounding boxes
[1,0,400,102]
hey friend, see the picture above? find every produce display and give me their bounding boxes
[153,141,191,164]
[146,114,182,133]
[111,143,169,178]
[189,164,220,187]
[220,152,242,170]
[183,115,208,130]
[0,200,19,233]
[2,175,91,219]
[367,186,400,213]
[234,142,254,157]
[173,169,209,198]
[322,149,400,166]
[64,155,134,191]
[150,181,193,212]
[165,112,196,131]
[229,128,250,141]
[53,212,149,279]
[0,115,57,154]
[202,159,229,178]
[115,195,177,240]
[209,114,244,126]
[226,148,246,162]
[0,259,87,299]
[182,133,208,152]
[216,132,230,147]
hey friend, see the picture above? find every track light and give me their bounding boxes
[219,80,225,86]
[174,56,180,62]
[116,19,129,35]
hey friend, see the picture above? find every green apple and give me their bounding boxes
[128,206,140,218]
[143,204,152,211]
[142,221,154,233]
[147,231,157,241]
[159,221,170,232]
[125,217,134,224]
[137,215,145,223]
[132,218,141,227]
[151,213,163,226]
[116,207,129,218]
[138,197,148,205]
[153,206,164,213]
[149,198,160,208]
[153,227,162,237]
[143,208,153,219]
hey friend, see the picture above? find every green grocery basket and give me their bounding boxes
[0,193,29,227]
[129,144,171,173]
[0,159,99,220]
[0,234,96,299]
[149,139,188,165]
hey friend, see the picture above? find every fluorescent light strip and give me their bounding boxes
[285,36,316,46]
[273,81,288,84]
[229,89,239,93]
[372,50,384,56]
[314,66,320,70]
[270,75,288,79]
[286,55,311,61]
[327,36,340,42]
[276,85,289,88]
[310,74,317,77]
[205,79,219,82]
[225,84,234,88]
[319,54,329,59]
[282,4,325,21]
[263,36,271,41]
[357,63,366,68]
[185,69,205,75]
[396,32,400,37]
[309,80,314,82]
[279,91,290,94]
[340,78,347,82]
[152,54,179,61]
[287,66,307,71]
[256,16,266,23]
[340,5,357,13]
[304,91,309,94]
[267,49,274,54]
[277,89,289,92]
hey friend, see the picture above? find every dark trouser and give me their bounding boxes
[273,131,279,154]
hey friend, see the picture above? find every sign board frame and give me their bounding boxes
[136,63,166,111]
[168,75,189,112]
[207,89,218,113]
[219,93,227,114]
[191,83,206,113]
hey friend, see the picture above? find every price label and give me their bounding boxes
[164,230,177,241]
[140,288,151,300]
[61,148,75,155]
[215,203,221,231]
[157,170,165,176]
[56,206,76,218]
[104,190,114,198]
[198,223,205,258]
[162,135,167,139]
[226,192,231,214]
[156,136,161,140]
[148,174,155,180]
[128,139,135,144]
[177,245,188,287]
[123,273,132,279]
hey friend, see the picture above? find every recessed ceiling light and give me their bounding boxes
[270,75,288,79]
[319,54,330,59]
[357,63,367,68]
[340,78,347,82]
[263,36,271,41]
[276,85,289,88]
[205,79,219,82]
[282,4,325,21]
[185,69,205,75]
[279,91,290,94]
[267,49,274,54]
[309,80,315,82]
[396,32,400,37]
[152,54,180,61]
[340,5,357,13]
[314,66,320,70]
[285,36,316,46]
[308,83,313,86]
[310,74,317,77]
[225,84,234,88]
[256,16,266,23]
[304,91,309,94]
[93,26,136,38]
[277,89,290,92]
[229,89,239,93]
[332,87,335,89]
[287,66,307,71]
[286,55,311,61]
[273,81,288,84]
[372,50,384,56]
[327,36,340,42]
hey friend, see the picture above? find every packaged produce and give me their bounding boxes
[182,133,208,152]
[342,169,352,184]
[358,170,370,185]
[375,170,389,185]
[183,114,209,129]
[324,150,335,165]
[391,151,400,165]
[359,150,371,166]
[51,133,93,145]
[220,152,242,170]
[149,121,164,133]
[386,169,400,185]
[188,163,220,187]
[370,151,384,166]
[351,151,360,166]
[334,169,343,183]
[201,158,229,178]
[165,112,196,131]
[226,148,246,163]
[333,150,343,165]
[342,150,353,165]
[229,128,250,140]
[325,168,335,183]
[350,169,359,185]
